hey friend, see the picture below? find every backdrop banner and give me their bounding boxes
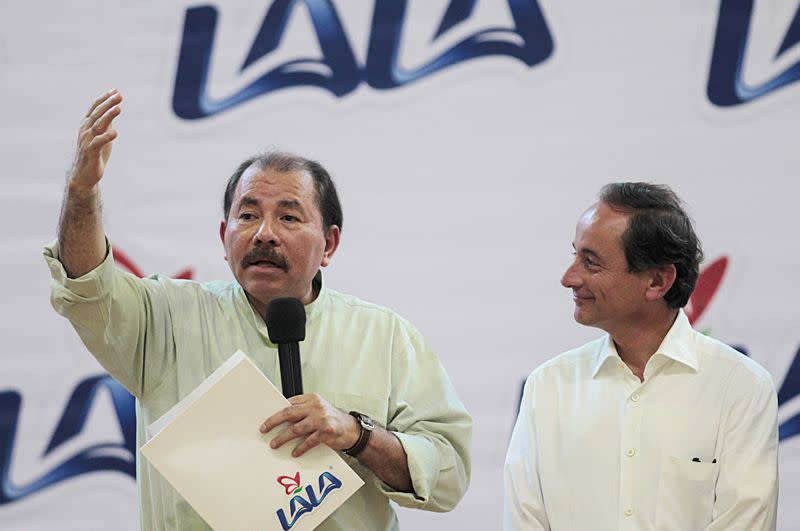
[1,1,799,529]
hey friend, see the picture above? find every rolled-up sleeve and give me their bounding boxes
[376,317,472,511]
[44,240,177,399]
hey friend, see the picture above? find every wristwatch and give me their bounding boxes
[343,411,374,458]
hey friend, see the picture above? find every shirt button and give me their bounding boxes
[625,508,633,516]
[626,448,636,457]
[631,393,640,402]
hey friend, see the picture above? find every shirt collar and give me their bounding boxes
[236,270,329,347]
[654,309,698,371]
[591,309,698,378]
[592,336,621,378]
[304,270,327,324]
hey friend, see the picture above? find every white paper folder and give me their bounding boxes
[141,350,364,530]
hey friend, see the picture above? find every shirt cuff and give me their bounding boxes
[44,239,115,302]
[373,431,440,508]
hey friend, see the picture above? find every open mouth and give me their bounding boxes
[248,259,286,270]
[251,259,280,267]
[243,251,288,270]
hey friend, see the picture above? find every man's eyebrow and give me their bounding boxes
[582,249,603,262]
[278,199,304,210]
[237,196,259,209]
[573,243,602,260]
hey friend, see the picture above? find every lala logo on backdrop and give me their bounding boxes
[708,0,800,106]
[275,470,342,530]
[0,375,135,505]
[172,0,555,119]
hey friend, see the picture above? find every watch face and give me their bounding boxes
[356,412,374,430]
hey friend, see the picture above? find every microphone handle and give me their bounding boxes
[278,342,303,398]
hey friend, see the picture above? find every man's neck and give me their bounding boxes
[609,308,679,382]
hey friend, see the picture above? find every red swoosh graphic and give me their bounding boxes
[686,256,728,326]
[112,246,194,280]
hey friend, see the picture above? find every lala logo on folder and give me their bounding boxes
[141,350,364,530]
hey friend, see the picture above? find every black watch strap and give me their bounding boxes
[344,411,374,458]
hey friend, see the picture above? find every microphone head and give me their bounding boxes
[265,297,306,343]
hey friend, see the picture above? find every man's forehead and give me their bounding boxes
[574,202,630,252]
[235,166,315,202]
[578,204,598,226]
[578,202,629,231]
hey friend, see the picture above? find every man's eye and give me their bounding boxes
[281,215,298,222]
[239,212,255,221]
[572,251,597,268]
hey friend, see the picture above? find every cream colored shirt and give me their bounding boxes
[504,310,778,531]
[45,242,471,530]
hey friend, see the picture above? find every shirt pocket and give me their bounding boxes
[333,392,388,427]
[655,455,719,531]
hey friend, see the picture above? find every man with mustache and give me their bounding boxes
[44,90,471,530]
[503,183,778,530]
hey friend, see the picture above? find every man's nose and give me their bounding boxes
[254,220,280,245]
[561,261,580,289]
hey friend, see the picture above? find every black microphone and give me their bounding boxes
[265,297,306,398]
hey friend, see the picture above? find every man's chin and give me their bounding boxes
[244,282,317,309]
[573,308,595,327]
[240,281,290,310]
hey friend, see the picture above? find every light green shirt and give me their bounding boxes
[45,242,471,530]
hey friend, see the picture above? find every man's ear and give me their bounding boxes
[320,225,341,267]
[644,264,677,302]
[219,220,228,261]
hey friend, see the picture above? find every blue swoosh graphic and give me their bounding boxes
[708,0,800,106]
[0,376,135,504]
[365,0,553,89]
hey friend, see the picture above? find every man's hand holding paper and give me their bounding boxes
[262,393,360,457]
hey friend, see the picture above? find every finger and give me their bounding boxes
[87,129,118,151]
[285,392,321,408]
[85,89,117,117]
[85,92,123,131]
[287,394,308,406]
[260,405,307,433]
[88,92,122,128]
[92,104,122,136]
[291,431,324,458]
[269,419,312,449]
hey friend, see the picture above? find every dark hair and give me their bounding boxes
[223,151,343,231]
[599,182,703,309]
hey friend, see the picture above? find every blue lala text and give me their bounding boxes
[172,0,554,119]
[277,471,343,530]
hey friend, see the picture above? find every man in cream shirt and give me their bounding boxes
[45,90,471,529]
[504,183,778,530]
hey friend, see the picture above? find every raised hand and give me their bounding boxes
[57,89,123,278]
[69,89,122,191]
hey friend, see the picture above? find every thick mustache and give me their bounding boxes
[242,247,288,269]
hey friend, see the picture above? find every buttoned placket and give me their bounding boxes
[618,361,646,530]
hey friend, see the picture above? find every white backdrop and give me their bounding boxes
[2,0,800,529]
